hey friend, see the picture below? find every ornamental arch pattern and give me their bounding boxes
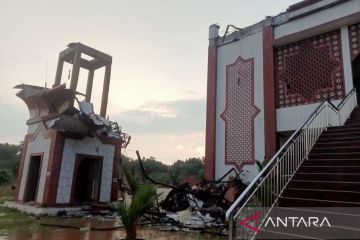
[221,56,259,171]
[276,30,345,108]
[349,22,360,60]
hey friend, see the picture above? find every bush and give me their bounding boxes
[0,169,12,185]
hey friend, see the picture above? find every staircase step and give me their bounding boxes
[287,179,360,191]
[297,166,360,173]
[258,224,360,239]
[311,146,360,153]
[282,188,360,203]
[346,119,360,123]
[309,152,360,159]
[292,172,360,182]
[319,131,360,138]
[314,140,360,147]
[278,196,360,207]
[349,118,360,121]
[344,122,360,127]
[327,125,360,132]
[256,229,311,239]
[317,135,360,143]
[277,206,360,216]
[303,159,360,166]
[346,122,360,126]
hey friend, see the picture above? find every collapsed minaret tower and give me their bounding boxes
[13,43,129,209]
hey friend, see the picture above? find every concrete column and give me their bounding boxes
[54,55,64,87]
[341,25,353,94]
[111,144,121,201]
[263,25,277,162]
[204,24,219,181]
[85,69,94,102]
[70,50,81,91]
[209,24,220,42]
[100,64,111,117]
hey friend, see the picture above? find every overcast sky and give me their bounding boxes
[0,0,299,164]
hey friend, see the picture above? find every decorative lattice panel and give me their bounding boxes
[349,23,360,60]
[276,30,345,108]
[221,56,260,170]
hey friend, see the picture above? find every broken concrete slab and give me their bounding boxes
[3,201,84,217]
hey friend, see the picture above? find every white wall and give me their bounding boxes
[276,100,341,132]
[274,0,360,40]
[215,31,264,180]
[27,123,39,135]
[18,132,51,203]
[56,137,115,204]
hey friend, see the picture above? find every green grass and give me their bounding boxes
[0,185,39,235]
[0,206,39,233]
[0,185,13,204]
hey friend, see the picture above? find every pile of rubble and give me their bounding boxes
[36,163,248,236]
[130,152,249,236]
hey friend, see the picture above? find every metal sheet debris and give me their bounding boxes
[14,83,130,146]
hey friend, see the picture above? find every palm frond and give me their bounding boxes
[123,167,139,194]
[113,167,159,239]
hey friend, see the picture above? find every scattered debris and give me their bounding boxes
[31,159,240,236]
[116,150,250,236]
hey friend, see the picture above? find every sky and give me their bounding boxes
[0,0,299,164]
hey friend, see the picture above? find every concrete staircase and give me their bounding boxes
[258,107,360,239]
[279,107,360,208]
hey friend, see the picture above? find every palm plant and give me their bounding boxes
[113,169,158,240]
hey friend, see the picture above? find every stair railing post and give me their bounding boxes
[229,212,234,240]
[355,91,357,107]
[305,125,309,160]
[325,101,329,130]
[276,158,279,197]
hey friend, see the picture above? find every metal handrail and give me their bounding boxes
[226,100,327,219]
[226,88,357,240]
[338,88,356,109]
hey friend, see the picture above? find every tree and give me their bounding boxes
[169,157,204,182]
[0,143,21,181]
[168,166,181,185]
[113,169,158,240]
[119,154,205,185]
[0,143,20,161]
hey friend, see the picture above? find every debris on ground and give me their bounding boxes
[33,150,247,237]
[124,151,249,236]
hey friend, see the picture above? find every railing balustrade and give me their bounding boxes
[226,88,357,240]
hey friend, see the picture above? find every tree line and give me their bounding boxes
[121,154,204,185]
[0,142,204,186]
[0,143,20,185]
